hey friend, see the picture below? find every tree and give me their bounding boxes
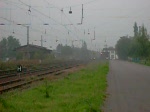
[133,22,138,37]
[56,44,63,53]
[116,23,150,61]
[55,41,93,60]
[82,41,87,50]
[56,44,73,58]
[128,38,140,58]
[61,45,72,56]
[81,41,89,60]
[0,36,21,60]
[115,36,131,60]
[136,25,150,59]
[0,38,7,59]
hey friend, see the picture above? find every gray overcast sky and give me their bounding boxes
[0,0,150,51]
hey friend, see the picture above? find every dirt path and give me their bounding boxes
[103,60,150,112]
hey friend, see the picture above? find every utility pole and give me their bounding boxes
[94,27,95,40]
[35,35,46,47]
[26,26,30,59]
[66,39,67,46]
[77,4,84,25]
[81,4,83,24]
[27,26,29,45]
[72,40,74,48]
[104,39,108,49]
[41,35,43,47]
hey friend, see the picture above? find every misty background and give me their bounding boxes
[0,0,150,51]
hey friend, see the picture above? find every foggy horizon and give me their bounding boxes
[0,0,150,50]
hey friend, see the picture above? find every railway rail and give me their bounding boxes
[0,60,85,94]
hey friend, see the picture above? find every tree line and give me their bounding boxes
[116,22,150,61]
[0,35,99,61]
[56,41,99,60]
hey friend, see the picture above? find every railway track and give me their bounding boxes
[0,60,84,94]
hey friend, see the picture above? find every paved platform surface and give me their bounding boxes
[103,60,150,112]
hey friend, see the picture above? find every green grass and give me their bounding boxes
[0,62,109,112]
[140,60,150,66]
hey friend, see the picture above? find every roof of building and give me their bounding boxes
[103,47,115,51]
[15,44,52,52]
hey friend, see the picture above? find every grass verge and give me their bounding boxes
[0,62,109,112]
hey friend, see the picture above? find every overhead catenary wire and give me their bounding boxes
[1,0,73,40]
[57,0,99,9]
[39,0,87,40]
[42,0,83,39]
[1,0,87,40]
[18,0,83,40]
[0,27,29,41]
[0,1,70,34]
[0,16,76,46]
[0,0,99,48]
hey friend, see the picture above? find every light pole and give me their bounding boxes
[34,35,46,47]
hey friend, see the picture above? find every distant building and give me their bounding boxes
[101,47,117,60]
[15,44,52,60]
[52,50,61,59]
[107,47,117,60]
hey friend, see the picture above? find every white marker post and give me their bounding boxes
[17,65,22,78]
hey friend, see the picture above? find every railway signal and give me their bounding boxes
[69,7,72,14]
[17,65,22,72]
